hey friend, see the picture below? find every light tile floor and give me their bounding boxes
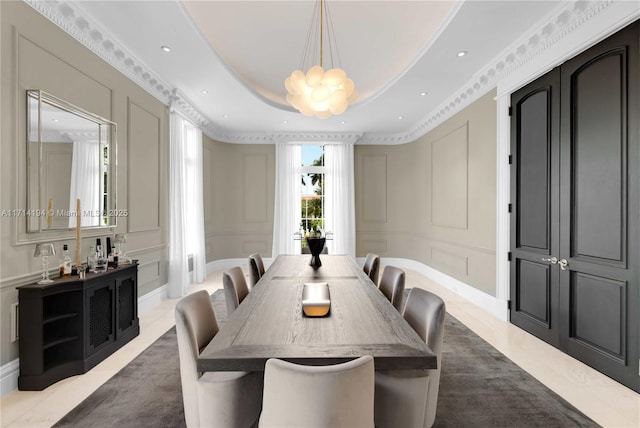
[1,268,638,427]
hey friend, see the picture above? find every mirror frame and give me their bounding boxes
[27,90,118,233]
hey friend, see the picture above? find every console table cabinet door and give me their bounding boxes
[85,279,116,357]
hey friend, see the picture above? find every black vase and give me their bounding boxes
[305,237,326,268]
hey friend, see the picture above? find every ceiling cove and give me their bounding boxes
[24,0,625,145]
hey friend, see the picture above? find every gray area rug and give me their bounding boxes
[54,290,597,428]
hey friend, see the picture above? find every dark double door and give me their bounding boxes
[510,20,639,392]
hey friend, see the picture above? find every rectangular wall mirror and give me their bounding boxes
[27,90,118,232]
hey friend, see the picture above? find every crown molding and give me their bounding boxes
[24,0,173,105]
[24,0,635,146]
[23,0,216,138]
[201,130,363,145]
[360,0,633,145]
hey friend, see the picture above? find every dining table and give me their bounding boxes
[197,254,437,372]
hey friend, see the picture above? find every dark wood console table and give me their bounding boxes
[17,263,139,390]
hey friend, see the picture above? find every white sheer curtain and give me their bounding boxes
[168,112,206,297]
[69,140,101,227]
[324,143,355,257]
[272,143,302,257]
[168,112,189,298]
[186,125,206,284]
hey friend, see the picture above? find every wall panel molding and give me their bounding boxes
[361,239,388,254]
[357,230,496,255]
[361,154,387,223]
[203,143,214,229]
[126,98,161,233]
[242,153,268,223]
[431,123,469,229]
[431,248,469,276]
[242,240,269,254]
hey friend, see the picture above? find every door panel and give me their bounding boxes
[571,272,626,361]
[516,259,551,327]
[559,21,639,391]
[571,52,625,264]
[512,20,638,392]
[518,91,551,251]
[510,69,560,347]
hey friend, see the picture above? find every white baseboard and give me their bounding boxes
[138,283,168,316]
[381,257,509,321]
[0,358,19,397]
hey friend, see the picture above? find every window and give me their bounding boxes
[301,145,325,242]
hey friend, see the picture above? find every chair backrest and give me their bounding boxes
[175,290,219,428]
[402,288,446,428]
[363,253,380,285]
[378,266,405,311]
[248,253,266,288]
[223,266,250,315]
[260,356,375,428]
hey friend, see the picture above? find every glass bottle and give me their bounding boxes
[60,244,72,277]
[96,239,108,272]
[87,245,97,273]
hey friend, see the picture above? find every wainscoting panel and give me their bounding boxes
[362,154,387,223]
[243,154,268,223]
[431,248,469,276]
[357,231,496,296]
[431,123,469,229]
[127,100,160,233]
[129,245,166,297]
[361,239,388,254]
[242,240,269,254]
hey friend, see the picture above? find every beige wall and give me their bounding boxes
[203,136,275,261]
[0,2,169,365]
[356,89,497,295]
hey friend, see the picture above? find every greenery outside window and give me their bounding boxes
[301,145,324,247]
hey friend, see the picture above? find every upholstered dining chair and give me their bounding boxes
[362,253,380,285]
[175,290,262,428]
[378,265,405,312]
[223,266,250,316]
[259,355,375,428]
[248,253,265,288]
[374,288,446,428]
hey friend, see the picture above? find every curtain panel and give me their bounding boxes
[168,112,206,297]
[272,143,302,257]
[324,143,355,257]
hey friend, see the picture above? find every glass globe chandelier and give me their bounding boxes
[284,0,357,119]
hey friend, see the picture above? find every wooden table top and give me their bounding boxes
[197,255,436,371]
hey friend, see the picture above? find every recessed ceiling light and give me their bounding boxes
[201,90,208,95]
[223,114,228,118]
[283,120,288,124]
[457,51,467,57]
[160,45,171,52]
[398,116,404,120]
[340,121,346,125]
[52,118,59,122]
[420,92,428,96]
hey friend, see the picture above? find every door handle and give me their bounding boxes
[558,259,568,270]
[541,256,558,264]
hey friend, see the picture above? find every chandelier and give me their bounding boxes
[284,0,357,119]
